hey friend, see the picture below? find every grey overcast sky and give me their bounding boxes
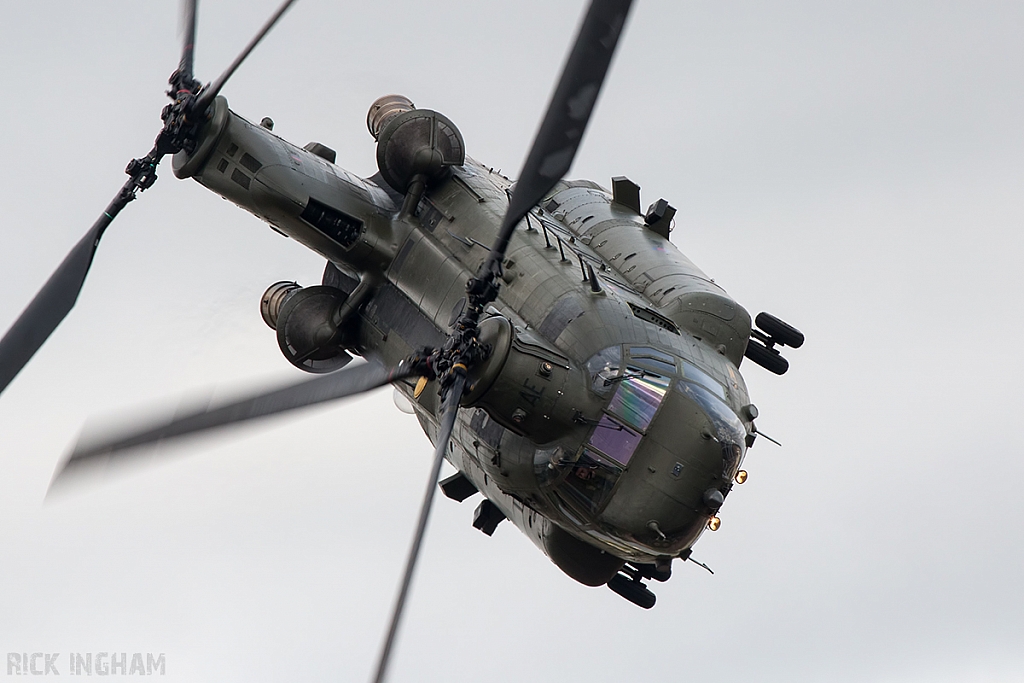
[1,1,1023,681]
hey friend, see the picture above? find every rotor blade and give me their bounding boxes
[178,0,198,83]
[372,372,466,683]
[52,361,413,488]
[0,176,146,396]
[484,0,633,274]
[195,0,299,111]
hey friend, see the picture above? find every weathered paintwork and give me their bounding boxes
[174,97,758,584]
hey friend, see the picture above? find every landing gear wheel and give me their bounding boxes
[744,340,789,375]
[755,312,804,348]
[608,573,656,609]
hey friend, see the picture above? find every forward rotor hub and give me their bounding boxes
[157,86,204,156]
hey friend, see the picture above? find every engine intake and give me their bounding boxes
[260,281,300,330]
[366,94,415,140]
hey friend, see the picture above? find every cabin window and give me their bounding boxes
[607,367,670,431]
[230,169,251,189]
[239,153,263,174]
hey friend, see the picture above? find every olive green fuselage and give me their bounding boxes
[176,98,756,583]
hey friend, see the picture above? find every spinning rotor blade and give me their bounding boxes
[372,372,467,683]
[195,0,299,111]
[0,0,301,397]
[178,0,198,84]
[0,174,152,397]
[485,0,633,275]
[52,361,413,488]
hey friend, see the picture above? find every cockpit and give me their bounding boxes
[538,344,748,535]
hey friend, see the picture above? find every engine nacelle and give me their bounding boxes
[260,281,355,373]
[368,95,465,196]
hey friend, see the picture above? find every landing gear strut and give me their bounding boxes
[472,499,506,536]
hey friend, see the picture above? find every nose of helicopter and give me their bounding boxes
[596,379,747,549]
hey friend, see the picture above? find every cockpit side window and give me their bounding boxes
[561,448,622,515]
[586,346,622,397]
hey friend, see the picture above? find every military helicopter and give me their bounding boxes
[0,0,803,680]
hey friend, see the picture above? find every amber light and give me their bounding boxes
[735,470,748,484]
[708,516,721,531]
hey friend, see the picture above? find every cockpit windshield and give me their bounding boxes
[587,414,642,465]
[675,378,746,473]
[626,346,677,376]
[551,346,746,519]
[680,360,727,400]
[607,368,671,431]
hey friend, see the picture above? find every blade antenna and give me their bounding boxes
[372,372,467,683]
[196,0,299,110]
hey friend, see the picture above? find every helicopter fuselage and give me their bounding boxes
[174,96,758,588]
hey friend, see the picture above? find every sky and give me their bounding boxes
[1,1,1023,681]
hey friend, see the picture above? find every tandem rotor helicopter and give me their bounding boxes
[0,0,803,680]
